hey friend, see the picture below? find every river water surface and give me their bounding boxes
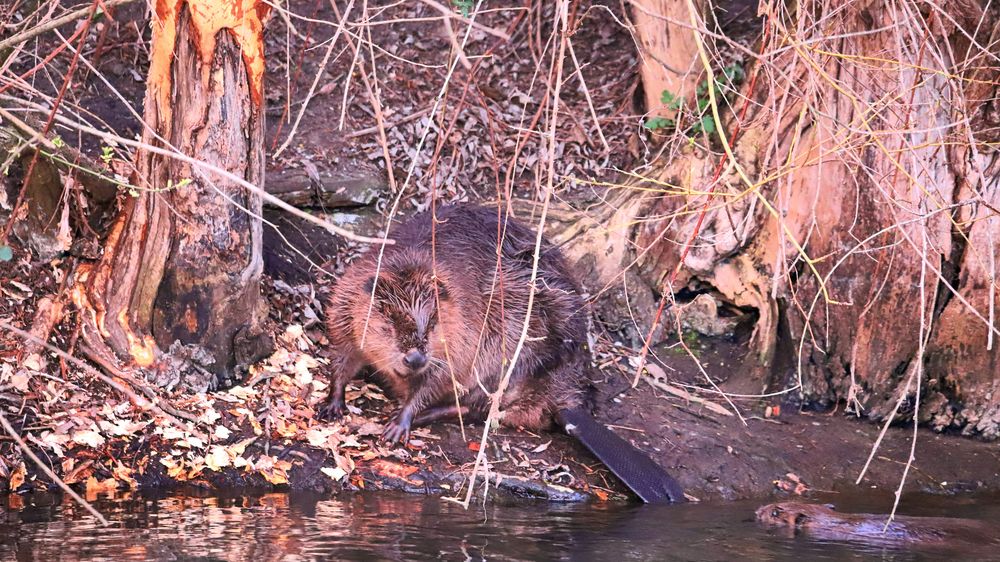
[1,489,996,561]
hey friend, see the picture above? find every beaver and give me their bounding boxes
[320,203,684,503]
[756,502,999,547]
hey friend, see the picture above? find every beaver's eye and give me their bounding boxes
[771,508,780,518]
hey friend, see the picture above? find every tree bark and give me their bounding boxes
[630,0,705,118]
[561,1,1000,437]
[74,0,272,390]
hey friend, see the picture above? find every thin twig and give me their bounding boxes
[0,0,139,53]
[443,14,472,70]
[0,410,110,526]
[0,106,58,151]
[461,0,570,509]
[273,0,355,158]
[884,219,930,529]
[0,321,204,438]
[414,0,511,40]
[344,107,432,138]
[345,0,482,350]
[565,37,610,152]
[20,114,392,245]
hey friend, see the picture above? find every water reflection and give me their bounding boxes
[0,490,992,561]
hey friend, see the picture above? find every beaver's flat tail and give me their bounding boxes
[558,408,685,503]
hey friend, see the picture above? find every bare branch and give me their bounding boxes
[0,0,139,53]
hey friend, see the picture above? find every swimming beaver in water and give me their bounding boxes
[756,502,999,547]
[320,203,684,503]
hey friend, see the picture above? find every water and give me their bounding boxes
[0,490,996,561]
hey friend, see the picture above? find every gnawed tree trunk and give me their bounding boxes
[557,1,1000,437]
[74,0,272,390]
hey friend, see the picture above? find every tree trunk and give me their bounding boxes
[630,0,705,118]
[562,1,1000,437]
[74,0,272,390]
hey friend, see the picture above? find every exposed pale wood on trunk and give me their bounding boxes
[76,1,270,389]
[550,1,1000,437]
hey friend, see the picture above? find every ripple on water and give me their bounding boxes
[0,490,993,561]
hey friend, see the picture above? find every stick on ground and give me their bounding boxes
[0,410,110,526]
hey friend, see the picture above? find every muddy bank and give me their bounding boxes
[4,318,998,506]
[342,385,1000,502]
[1,230,998,504]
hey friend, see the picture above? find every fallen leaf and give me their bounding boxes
[159,426,187,441]
[334,452,355,476]
[161,457,189,480]
[284,324,304,341]
[72,428,106,448]
[339,435,363,448]
[273,417,299,438]
[99,418,150,437]
[356,422,384,437]
[306,426,340,449]
[2,280,32,300]
[321,466,347,481]
[227,386,257,400]
[773,473,810,495]
[177,435,205,449]
[228,437,257,457]
[85,476,118,496]
[214,425,232,440]
[39,431,70,456]
[199,407,222,425]
[63,459,94,484]
[9,463,25,491]
[293,355,318,385]
[255,455,291,485]
[531,440,551,453]
[21,354,44,372]
[9,370,31,392]
[205,446,231,471]
[112,461,137,488]
[369,459,419,481]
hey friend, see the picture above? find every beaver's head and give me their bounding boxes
[356,251,450,378]
[756,502,835,528]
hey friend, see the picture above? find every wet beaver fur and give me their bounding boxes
[756,502,998,547]
[321,203,684,502]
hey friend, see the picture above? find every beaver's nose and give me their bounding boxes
[402,349,427,370]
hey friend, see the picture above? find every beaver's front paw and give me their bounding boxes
[381,411,413,444]
[317,397,347,421]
